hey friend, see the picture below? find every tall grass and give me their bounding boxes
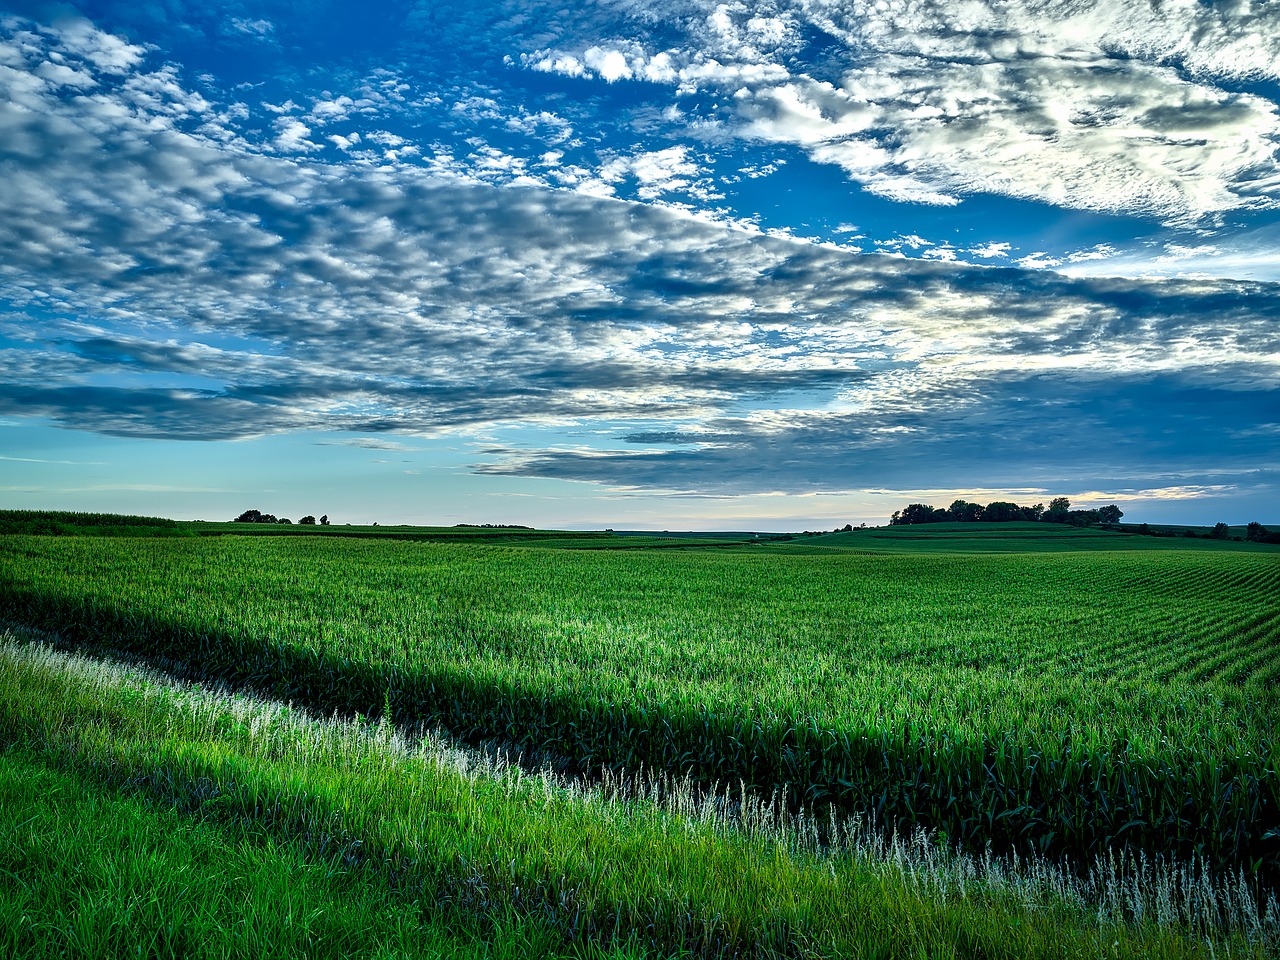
[2,632,1273,959]
[0,753,631,960]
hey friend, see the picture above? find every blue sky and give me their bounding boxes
[1,0,1278,528]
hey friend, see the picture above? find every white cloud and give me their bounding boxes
[1158,243,1219,263]
[1015,252,1065,269]
[519,0,1280,223]
[1067,244,1118,263]
[584,45,632,82]
[227,18,275,38]
[968,242,1010,259]
[272,117,320,152]
[309,95,356,122]
[47,16,145,73]
[36,60,95,88]
[598,145,710,199]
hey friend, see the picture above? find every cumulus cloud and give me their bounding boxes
[596,145,716,200]
[272,117,320,152]
[519,0,1280,223]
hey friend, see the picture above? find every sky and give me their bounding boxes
[1,0,1278,529]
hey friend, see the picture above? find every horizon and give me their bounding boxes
[2,2,1278,526]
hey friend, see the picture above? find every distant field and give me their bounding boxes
[1,525,1275,883]
[778,521,1280,554]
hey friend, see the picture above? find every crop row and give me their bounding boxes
[0,535,1275,879]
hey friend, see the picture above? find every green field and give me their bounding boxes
[0,520,1276,957]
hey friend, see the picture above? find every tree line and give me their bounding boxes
[890,497,1123,526]
[234,509,329,526]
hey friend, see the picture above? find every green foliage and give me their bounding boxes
[890,497,1123,526]
[0,510,184,537]
[2,638,1269,959]
[0,533,1276,885]
[0,750,627,960]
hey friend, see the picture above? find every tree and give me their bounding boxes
[1043,497,1071,523]
[948,499,983,522]
[1211,522,1230,539]
[891,503,943,525]
[277,517,292,525]
[1098,504,1124,524]
[1246,521,1267,541]
[299,515,316,525]
[1065,509,1100,527]
[234,509,276,523]
[981,501,1020,523]
[320,515,330,526]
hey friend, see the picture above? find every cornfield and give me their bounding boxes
[1,534,1275,882]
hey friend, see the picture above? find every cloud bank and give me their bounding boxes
[1,12,1278,502]
[525,0,1280,223]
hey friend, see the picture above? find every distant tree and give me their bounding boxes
[1043,497,1071,523]
[948,499,983,522]
[1098,504,1124,524]
[1065,509,1100,527]
[1246,521,1267,541]
[842,523,853,532]
[234,509,280,523]
[299,515,316,525]
[1020,503,1045,521]
[1211,522,1230,539]
[981,501,1020,523]
[891,503,941,525]
[277,517,292,525]
[319,515,330,526]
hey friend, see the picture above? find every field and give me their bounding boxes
[1,520,1276,957]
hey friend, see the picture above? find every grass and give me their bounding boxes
[778,523,1280,554]
[2,633,1273,959]
[0,750,627,960]
[1,530,1275,881]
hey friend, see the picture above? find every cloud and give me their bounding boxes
[316,438,421,451]
[479,373,1280,497]
[518,0,1280,223]
[596,145,715,200]
[226,17,275,39]
[0,13,1277,503]
[272,117,320,152]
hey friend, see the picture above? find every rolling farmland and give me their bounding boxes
[0,522,1276,957]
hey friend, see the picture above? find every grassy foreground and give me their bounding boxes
[0,750,619,960]
[2,633,1273,959]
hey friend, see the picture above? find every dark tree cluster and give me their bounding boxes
[1246,521,1280,543]
[1119,520,1279,542]
[1206,521,1280,544]
[890,497,1124,527]
[234,509,329,526]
